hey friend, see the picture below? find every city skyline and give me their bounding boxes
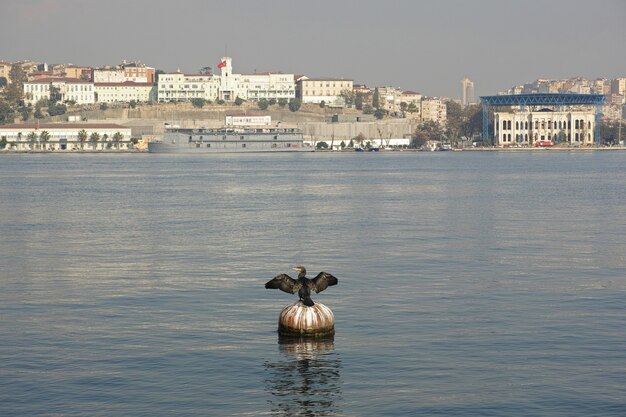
[1,0,625,99]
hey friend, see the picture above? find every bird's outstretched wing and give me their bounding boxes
[265,274,301,294]
[310,272,338,293]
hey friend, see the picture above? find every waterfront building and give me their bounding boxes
[481,94,605,145]
[461,77,474,105]
[93,62,155,84]
[94,82,157,103]
[215,57,241,101]
[23,78,95,105]
[611,78,626,96]
[296,76,353,105]
[400,91,422,104]
[1,61,43,82]
[399,91,422,116]
[504,77,626,97]
[63,65,89,79]
[606,93,625,106]
[592,78,612,95]
[225,115,272,126]
[16,61,42,76]
[43,64,91,80]
[0,123,132,151]
[374,87,404,113]
[240,72,295,101]
[420,97,447,125]
[157,72,218,102]
[93,68,126,83]
[157,57,294,103]
[122,62,155,83]
[494,109,596,146]
[353,84,370,94]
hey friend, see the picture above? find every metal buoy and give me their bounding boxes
[278,301,335,337]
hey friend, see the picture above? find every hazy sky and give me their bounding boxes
[1,0,625,98]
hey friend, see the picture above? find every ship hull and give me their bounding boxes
[148,127,312,153]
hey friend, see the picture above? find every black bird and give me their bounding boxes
[265,266,338,307]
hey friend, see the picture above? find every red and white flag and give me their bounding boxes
[218,60,227,69]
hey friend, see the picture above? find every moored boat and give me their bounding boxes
[148,118,311,153]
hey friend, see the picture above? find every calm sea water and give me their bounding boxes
[1,151,625,416]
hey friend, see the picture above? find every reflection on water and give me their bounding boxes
[265,336,342,416]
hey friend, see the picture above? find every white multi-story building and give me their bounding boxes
[23,78,95,105]
[461,77,474,105]
[296,76,353,105]
[241,73,295,101]
[157,72,218,102]
[93,68,126,84]
[494,109,596,146]
[381,89,423,113]
[0,123,132,151]
[94,82,157,103]
[225,115,272,126]
[374,87,403,113]
[93,63,155,84]
[421,98,447,125]
[216,57,242,101]
[157,57,295,103]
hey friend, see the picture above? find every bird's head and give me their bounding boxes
[293,265,306,275]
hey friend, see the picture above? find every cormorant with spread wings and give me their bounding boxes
[265,266,338,306]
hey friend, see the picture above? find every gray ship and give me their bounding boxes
[148,125,312,153]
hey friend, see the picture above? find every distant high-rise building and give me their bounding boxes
[461,77,474,105]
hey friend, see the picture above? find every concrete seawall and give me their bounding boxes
[41,103,419,141]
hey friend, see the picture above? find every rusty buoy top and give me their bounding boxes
[278,301,335,337]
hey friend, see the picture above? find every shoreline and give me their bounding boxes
[2,146,626,155]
